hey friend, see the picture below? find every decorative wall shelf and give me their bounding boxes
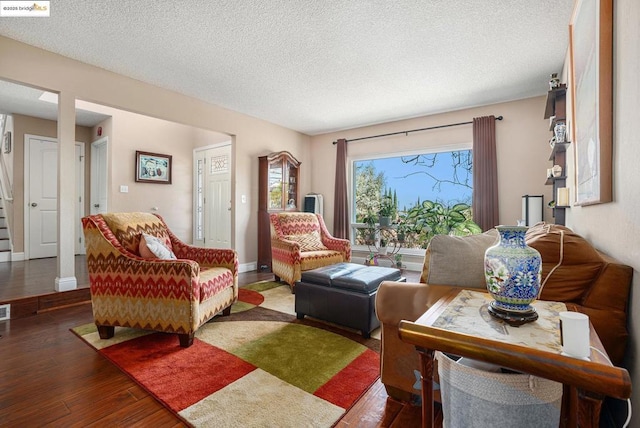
[543,85,570,226]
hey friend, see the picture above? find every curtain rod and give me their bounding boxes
[332,115,503,144]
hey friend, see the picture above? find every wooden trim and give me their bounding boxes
[569,0,613,205]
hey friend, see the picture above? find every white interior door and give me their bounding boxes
[75,143,85,254]
[90,137,108,215]
[28,137,58,259]
[194,144,232,249]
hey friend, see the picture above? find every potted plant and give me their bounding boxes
[396,225,406,243]
[379,237,388,255]
[361,211,377,244]
[394,253,403,269]
[378,195,394,227]
[394,216,409,242]
[394,212,415,243]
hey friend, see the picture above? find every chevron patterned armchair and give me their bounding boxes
[82,212,238,347]
[270,212,351,291]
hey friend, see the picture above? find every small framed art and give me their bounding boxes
[135,151,172,184]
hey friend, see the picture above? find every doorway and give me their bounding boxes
[193,143,232,249]
[90,137,108,216]
[24,134,86,259]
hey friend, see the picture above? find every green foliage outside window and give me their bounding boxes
[353,150,480,249]
[405,200,481,248]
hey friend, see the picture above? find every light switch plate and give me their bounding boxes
[120,185,128,193]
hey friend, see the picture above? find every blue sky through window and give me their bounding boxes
[355,150,473,211]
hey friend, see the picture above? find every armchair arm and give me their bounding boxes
[316,214,351,261]
[271,237,302,265]
[171,240,238,273]
[155,214,238,274]
[581,253,633,313]
[376,281,455,400]
[376,281,454,325]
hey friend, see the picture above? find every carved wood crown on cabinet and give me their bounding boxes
[257,151,301,272]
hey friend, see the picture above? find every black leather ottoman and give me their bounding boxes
[294,262,404,338]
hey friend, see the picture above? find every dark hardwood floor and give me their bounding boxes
[0,256,90,301]
[0,260,422,427]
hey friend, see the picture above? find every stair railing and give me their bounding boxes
[0,114,13,202]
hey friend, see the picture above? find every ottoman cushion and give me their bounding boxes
[300,262,367,286]
[332,266,402,293]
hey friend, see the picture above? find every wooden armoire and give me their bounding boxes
[257,151,300,271]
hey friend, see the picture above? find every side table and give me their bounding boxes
[398,289,631,428]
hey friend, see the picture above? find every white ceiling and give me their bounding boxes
[0,0,575,135]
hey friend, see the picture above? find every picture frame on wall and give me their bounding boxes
[569,0,613,205]
[135,151,172,184]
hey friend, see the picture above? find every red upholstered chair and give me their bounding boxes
[269,212,351,291]
[82,212,238,347]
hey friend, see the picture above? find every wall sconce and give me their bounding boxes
[522,195,544,226]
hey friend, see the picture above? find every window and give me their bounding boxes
[194,157,204,241]
[351,147,479,250]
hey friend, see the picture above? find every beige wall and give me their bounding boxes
[563,0,639,421]
[10,114,92,253]
[310,96,553,233]
[0,35,311,267]
[78,102,230,241]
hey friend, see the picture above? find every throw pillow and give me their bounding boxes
[139,233,177,260]
[284,231,328,252]
[421,229,498,288]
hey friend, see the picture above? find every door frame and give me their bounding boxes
[90,136,109,216]
[23,134,85,260]
[193,141,233,247]
[75,142,86,254]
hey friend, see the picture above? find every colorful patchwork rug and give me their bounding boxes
[72,281,380,427]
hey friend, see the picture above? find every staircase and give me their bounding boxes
[0,198,9,262]
[0,115,12,262]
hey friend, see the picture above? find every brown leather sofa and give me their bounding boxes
[376,223,633,402]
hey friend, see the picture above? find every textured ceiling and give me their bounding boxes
[0,0,574,135]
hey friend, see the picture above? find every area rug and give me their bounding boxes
[72,281,381,427]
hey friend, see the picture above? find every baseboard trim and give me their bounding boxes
[55,276,78,292]
[11,252,25,261]
[239,261,257,273]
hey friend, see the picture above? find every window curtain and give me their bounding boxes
[333,138,349,238]
[472,116,499,231]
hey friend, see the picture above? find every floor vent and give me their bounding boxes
[0,304,10,321]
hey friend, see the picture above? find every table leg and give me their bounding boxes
[417,347,435,428]
[577,389,604,428]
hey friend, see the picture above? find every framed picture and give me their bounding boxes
[569,0,613,205]
[135,151,172,184]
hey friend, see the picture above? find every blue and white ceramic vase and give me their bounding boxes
[484,226,542,313]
